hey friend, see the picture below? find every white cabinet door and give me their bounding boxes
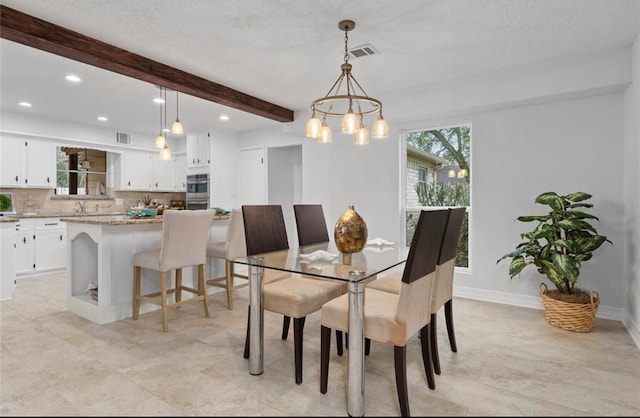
[0,136,25,187]
[25,141,56,188]
[173,155,186,191]
[186,134,210,168]
[0,137,56,188]
[14,231,33,275]
[35,228,66,272]
[151,155,174,191]
[123,152,152,190]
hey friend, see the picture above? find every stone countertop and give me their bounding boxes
[0,217,19,223]
[7,212,129,219]
[61,213,230,225]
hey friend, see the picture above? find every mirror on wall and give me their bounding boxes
[56,147,107,196]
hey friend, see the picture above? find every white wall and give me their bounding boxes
[239,47,635,324]
[623,31,640,345]
[208,126,240,210]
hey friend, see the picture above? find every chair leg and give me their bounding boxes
[132,266,141,320]
[282,316,291,340]
[160,271,169,332]
[320,325,331,394]
[336,330,343,356]
[430,313,441,375]
[394,345,410,417]
[445,299,457,352]
[175,268,182,303]
[225,260,233,310]
[293,317,305,384]
[244,305,250,359]
[199,264,210,318]
[420,324,436,390]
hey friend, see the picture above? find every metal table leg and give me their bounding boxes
[248,256,264,375]
[347,271,365,417]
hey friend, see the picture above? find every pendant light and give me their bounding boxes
[159,88,172,160]
[154,86,166,148]
[80,148,92,169]
[171,90,184,135]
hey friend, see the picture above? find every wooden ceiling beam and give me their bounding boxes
[0,5,294,123]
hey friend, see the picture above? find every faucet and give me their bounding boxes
[76,201,86,213]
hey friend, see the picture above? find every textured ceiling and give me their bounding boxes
[1,0,638,137]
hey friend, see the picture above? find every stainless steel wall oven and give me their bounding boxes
[186,174,209,210]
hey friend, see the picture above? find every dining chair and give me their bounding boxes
[132,209,214,332]
[428,206,466,374]
[293,203,347,355]
[206,208,249,310]
[366,207,466,376]
[319,209,449,417]
[242,204,345,384]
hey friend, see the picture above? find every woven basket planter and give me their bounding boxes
[539,283,599,333]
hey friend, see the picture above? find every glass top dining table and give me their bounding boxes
[234,241,409,417]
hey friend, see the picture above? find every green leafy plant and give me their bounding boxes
[497,191,612,300]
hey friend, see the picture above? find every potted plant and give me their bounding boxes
[497,191,612,332]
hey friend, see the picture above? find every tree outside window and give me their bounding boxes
[405,125,470,267]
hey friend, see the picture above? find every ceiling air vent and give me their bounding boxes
[115,132,131,144]
[349,44,378,58]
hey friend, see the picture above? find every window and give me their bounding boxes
[404,124,471,268]
[56,147,107,196]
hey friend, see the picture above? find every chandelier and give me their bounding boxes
[306,20,388,145]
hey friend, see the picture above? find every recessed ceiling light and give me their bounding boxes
[18,101,32,107]
[219,115,229,121]
[65,74,82,82]
[153,97,165,104]
[97,116,108,121]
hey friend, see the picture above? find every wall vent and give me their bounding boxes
[115,132,131,144]
[349,44,378,58]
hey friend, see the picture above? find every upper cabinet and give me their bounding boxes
[186,133,210,168]
[114,150,182,192]
[0,136,56,188]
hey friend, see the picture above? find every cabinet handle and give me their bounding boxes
[15,175,18,182]
[155,182,158,187]
[192,158,196,164]
[46,176,50,183]
[22,237,26,244]
[24,178,28,184]
[59,234,63,241]
[44,223,58,226]
[128,181,131,186]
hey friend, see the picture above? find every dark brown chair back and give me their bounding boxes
[293,204,330,246]
[242,205,289,256]
[438,207,466,264]
[401,209,449,284]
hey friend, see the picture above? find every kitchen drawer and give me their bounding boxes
[15,218,35,231]
[35,218,64,229]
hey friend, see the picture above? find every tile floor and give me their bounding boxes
[1,273,639,416]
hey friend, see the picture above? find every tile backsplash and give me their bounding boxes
[0,188,186,215]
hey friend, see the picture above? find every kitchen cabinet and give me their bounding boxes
[173,155,187,191]
[186,133,210,168]
[151,155,174,191]
[0,136,56,188]
[121,151,153,190]
[117,151,177,192]
[0,220,17,300]
[14,217,66,277]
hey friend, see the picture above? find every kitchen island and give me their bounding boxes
[62,213,230,324]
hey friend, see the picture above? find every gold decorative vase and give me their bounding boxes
[334,205,368,265]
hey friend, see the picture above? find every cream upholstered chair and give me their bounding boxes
[206,208,249,310]
[132,209,214,332]
[242,204,345,384]
[366,207,466,376]
[320,209,449,417]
